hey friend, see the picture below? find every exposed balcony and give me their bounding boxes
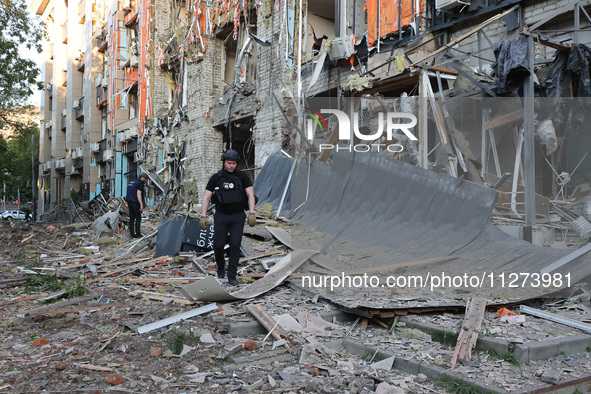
[61,110,66,131]
[124,9,138,27]
[97,86,107,108]
[123,0,138,27]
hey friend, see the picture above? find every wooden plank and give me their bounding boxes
[190,256,207,274]
[129,290,195,305]
[98,256,170,278]
[21,234,35,243]
[239,250,283,263]
[450,297,487,368]
[372,317,390,329]
[377,311,396,318]
[126,278,196,284]
[245,304,289,343]
[428,66,458,75]
[288,133,302,156]
[484,110,523,130]
[359,318,369,331]
[79,364,114,372]
[61,234,69,248]
[410,5,520,67]
[95,256,152,270]
[17,293,100,316]
[38,304,129,316]
[243,273,305,279]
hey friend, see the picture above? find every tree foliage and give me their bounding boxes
[1,108,39,203]
[0,0,44,111]
[0,107,39,202]
[0,0,43,204]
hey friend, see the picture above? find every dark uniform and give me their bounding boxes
[126,175,146,238]
[205,169,253,282]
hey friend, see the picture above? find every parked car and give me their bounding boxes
[2,210,27,220]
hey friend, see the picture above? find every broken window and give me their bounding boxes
[222,31,237,85]
[366,0,424,47]
[305,0,335,60]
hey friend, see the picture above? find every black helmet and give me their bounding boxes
[221,149,240,162]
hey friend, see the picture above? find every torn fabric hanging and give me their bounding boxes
[492,36,530,95]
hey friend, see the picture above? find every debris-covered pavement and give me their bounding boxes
[1,215,591,394]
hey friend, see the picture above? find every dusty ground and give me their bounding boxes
[1,217,591,393]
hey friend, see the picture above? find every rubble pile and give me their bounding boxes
[1,213,591,393]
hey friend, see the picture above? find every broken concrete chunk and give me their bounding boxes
[274,313,302,333]
[337,360,355,372]
[217,342,243,359]
[500,315,526,324]
[268,374,276,387]
[245,378,264,390]
[370,355,395,371]
[199,332,216,344]
[272,339,287,350]
[375,382,405,394]
[178,344,195,356]
[540,369,562,384]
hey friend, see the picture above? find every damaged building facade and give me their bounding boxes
[31,0,591,234]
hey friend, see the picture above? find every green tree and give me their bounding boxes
[0,0,44,205]
[0,0,44,112]
[4,117,39,203]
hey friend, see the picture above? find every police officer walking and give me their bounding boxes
[200,150,256,286]
[126,173,147,238]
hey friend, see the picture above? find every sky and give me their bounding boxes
[21,9,44,106]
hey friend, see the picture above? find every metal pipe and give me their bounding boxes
[276,156,297,218]
[523,34,535,242]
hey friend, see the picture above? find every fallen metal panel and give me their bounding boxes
[253,153,293,210]
[155,216,185,257]
[155,216,213,257]
[137,303,218,334]
[520,305,591,333]
[252,151,591,310]
[266,226,293,249]
[540,242,591,274]
[180,249,317,302]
